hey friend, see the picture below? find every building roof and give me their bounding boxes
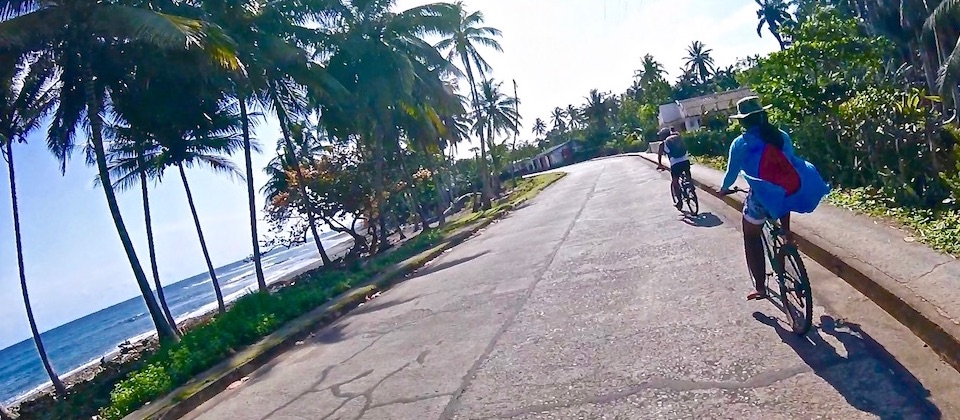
[676,87,756,118]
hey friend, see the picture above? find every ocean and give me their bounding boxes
[0,231,354,405]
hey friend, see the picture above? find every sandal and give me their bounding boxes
[747,291,768,301]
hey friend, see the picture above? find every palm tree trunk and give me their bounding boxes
[273,96,332,266]
[178,164,226,313]
[5,141,67,396]
[770,28,786,51]
[84,68,178,342]
[139,161,179,335]
[238,100,267,291]
[371,131,390,248]
[463,65,493,209]
[431,152,447,227]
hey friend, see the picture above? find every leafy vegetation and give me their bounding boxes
[98,229,443,419]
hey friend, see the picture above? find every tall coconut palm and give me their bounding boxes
[550,107,567,133]
[684,40,716,83]
[0,0,234,342]
[0,53,67,395]
[161,107,245,314]
[101,129,180,334]
[437,1,503,209]
[532,118,547,138]
[756,0,793,50]
[473,79,519,185]
[323,0,457,244]
[198,0,342,279]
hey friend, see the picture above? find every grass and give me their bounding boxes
[442,172,566,233]
[688,153,960,258]
[828,188,960,257]
[95,172,565,420]
[98,230,443,420]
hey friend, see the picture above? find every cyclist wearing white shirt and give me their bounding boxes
[656,127,692,210]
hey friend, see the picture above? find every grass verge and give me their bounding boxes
[89,172,564,420]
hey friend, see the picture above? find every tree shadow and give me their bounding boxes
[752,312,941,419]
[681,212,723,228]
[414,250,490,277]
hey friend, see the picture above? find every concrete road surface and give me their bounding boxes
[184,157,960,420]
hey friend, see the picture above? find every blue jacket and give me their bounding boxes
[720,127,830,219]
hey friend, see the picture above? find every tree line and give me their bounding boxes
[0,0,521,410]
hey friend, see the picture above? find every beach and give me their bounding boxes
[1,234,357,408]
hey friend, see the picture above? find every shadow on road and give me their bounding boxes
[753,312,941,419]
[415,250,490,277]
[681,212,723,228]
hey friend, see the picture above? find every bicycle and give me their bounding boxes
[658,166,699,215]
[723,186,813,335]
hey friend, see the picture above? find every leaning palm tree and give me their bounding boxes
[158,106,246,314]
[437,1,503,209]
[101,128,180,334]
[0,53,67,396]
[532,118,547,138]
[684,40,716,83]
[756,0,792,50]
[0,0,231,342]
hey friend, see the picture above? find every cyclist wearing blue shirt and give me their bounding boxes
[719,97,829,301]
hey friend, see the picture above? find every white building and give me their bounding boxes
[657,87,756,132]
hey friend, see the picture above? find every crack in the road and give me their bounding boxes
[438,165,607,420]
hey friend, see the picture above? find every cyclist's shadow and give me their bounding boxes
[753,312,941,419]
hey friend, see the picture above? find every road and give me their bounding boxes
[184,157,960,419]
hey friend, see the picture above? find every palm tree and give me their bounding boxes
[101,130,180,334]
[756,0,792,50]
[323,0,459,244]
[583,89,613,128]
[160,105,245,314]
[635,53,667,87]
[684,40,717,83]
[532,118,547,138]
[473,79,520,185]
[925,0,960,120]
[0,0,234,343]
[550,107,567,133]
[566,104,581,130]
[437,1,503,209]
[199,0,341,280]
[0,53,67,396]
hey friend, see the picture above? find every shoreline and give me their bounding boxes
[5,239,357,410]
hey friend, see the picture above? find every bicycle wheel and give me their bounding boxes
[685,183,699,215]
[776,246,813,335]
[670,183,681,208]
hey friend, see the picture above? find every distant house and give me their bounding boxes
[658,87,756,132]
[509,140,581,176]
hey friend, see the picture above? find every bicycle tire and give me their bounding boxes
[776,246,813,335]
[671,183,681,208]
[685,185,699,215]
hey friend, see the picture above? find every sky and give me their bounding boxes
[0,0,779,349]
